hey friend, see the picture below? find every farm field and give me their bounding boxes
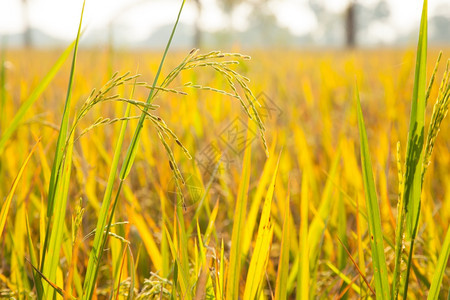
[0,4,449,299]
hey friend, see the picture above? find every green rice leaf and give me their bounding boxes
[119,0,186,182]
[404,0,427,239]
[40,1,85,298]
[0,42,74,156]
[403,1,428,296]
[427,226,450,299]
[25,212,44,299]
[356,84,390,300]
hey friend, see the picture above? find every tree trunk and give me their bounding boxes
[22,0,31,48]
[193,0,202,48]
[345,1,356,48]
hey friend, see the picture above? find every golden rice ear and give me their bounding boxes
[423,57,450,180]
[178,50,269,156]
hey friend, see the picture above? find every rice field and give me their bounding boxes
[0,1,449,299]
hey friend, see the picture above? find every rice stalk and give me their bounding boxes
[39,3,85,299]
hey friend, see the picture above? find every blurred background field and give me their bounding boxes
[1,46,449,298]
[1,0,449,49]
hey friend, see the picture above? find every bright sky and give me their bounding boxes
[0,0,447,42]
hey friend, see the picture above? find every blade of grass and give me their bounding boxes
[164,225,189,296]
[175,199,191,299]
[203,199,220,243]
[286,151,339,296]
[427,226,450,299]
[126,245,135,300]
[226,124,252,300]
[40,0,85,272]
[42,118,75,298]
[82,82,135,298]
[127,209,162,270]
[25,212,44,299]
[403,0,427,238]
[274,190,290,300]
[25,257,75,300]
[325,261,361,295]
[297,174,309,300]
[215,239,225,300]
[243,151,281,300]
[40,3,85,298]
[242,137,277,257]
[308,149,340,264]
[337,275,360,300]
[403,1,428,296]
[356,84,390,299]
[336,236,376,296]
[187,160,220,237]
[194,222,209,300]
[0,139,39,240]
[0,42,75,156]
[336,181,347,273]
[113,245,128,300]
[356,193,367,295]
